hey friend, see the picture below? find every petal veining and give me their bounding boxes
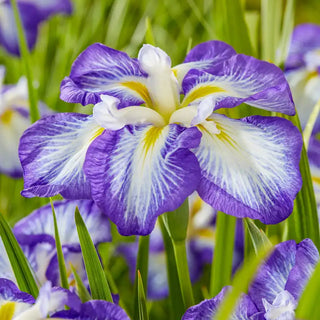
[194,114,302,224]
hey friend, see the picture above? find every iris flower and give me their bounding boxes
[285,24,320,130]
[20,41,302,235]
[0,0,72,56]
[182,239,319,320]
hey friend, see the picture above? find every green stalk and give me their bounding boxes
[9,0,39,123]
[159,216,185,320]
[162,199,194,309]
[210,212,236,296]
[133,235,149,320]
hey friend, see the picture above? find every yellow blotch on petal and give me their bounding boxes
[1,110,14,124]
[121,81,153,108]
[180,85,225,108]
[90,127,105,142]
[0,302,16,320]
[142,126,163,159]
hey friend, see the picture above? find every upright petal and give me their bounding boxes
[60,43,149,106]
[286,24,320,71]
[84,124,202,235]
[19,113,103,199]
[182,54,295,115]
[173,41,236,86]
[194,114,302,224]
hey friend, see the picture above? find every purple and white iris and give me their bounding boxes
[19,41,302,235]
[182,239,319,320]
[285,24,320,130]
[0,0,72,56]
[0,66,30,177]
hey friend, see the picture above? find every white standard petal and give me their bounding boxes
[138,44,179,119]
[93,94,166,129]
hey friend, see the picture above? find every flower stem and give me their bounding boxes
[9,0,39,123]
[162,199,194,309]
[133,235,149,320]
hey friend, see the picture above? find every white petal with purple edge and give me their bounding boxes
[19,113,103,199]
[84,124,202,235]
[182,54,295,115]
[60,43,149,106]
[194,114,302,224]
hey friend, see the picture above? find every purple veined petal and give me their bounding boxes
[173,41,236,86]
[248,240,317,312]
[19,0,72,20]
[181,54,295,115]
[182,286,259,320]
[0,240,15,282]
[19,113,104,199]
[53,300,130,320]
[60,43,149,107]
[286,24,320,71]
[14,200,111,246]
[84,124,202,235]
[194,114,302,224]
[285,238,319,300]
[0,108,30,178]
[0,1,41,56]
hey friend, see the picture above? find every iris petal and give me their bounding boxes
[84,124,202,235]
[194,114,302,224]
[19,113,103,199]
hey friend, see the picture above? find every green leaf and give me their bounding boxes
[212,0,253,55]
[9,0,39,123]
[210,212,236,296]
[215,244,273,320]
[75,207,113,302]
[296,261,320,319]
[70,264,92,303]
[50,199,69,290]
[137,271,149,320]
[244,218,272,255]
[303,99,320,148]
[159,216,185,320]
[145,17,155,46]
[0,213,39,297]
[133,235,149,320]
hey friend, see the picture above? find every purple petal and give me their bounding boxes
[182,286,258,320]
[0,278,35,304]
[14,200,111,246]
[182,54,295,115]
[285,238,319,300]
[195,115,302,224]
[19,113,103,199]
[60,43,147,106]
[0,1,41,56]
[84,124,201,235]
[286,24,320,71]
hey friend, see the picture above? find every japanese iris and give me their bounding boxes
[19,41,302,235]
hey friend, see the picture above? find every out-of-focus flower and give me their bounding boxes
[118,193,243,300]
[285,24,320,130]
[182,239,319,320]
[0,280,80,319]
[0,0,72,56]
[0,200,111,291]
[20,41,302,236]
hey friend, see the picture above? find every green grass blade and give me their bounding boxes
[133,235,149,320]
[210,212,236,297]
[50,199,69,290]
[296,261,320,319]
[75,207,113,302]
[145,17,155,45]
[137,271,149,320]
[212,0,253,55]
[0,213,39,297]
[244,218,272,255]
[215,244,273,320]
[70,264,92,303]
[9,0,39,123]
